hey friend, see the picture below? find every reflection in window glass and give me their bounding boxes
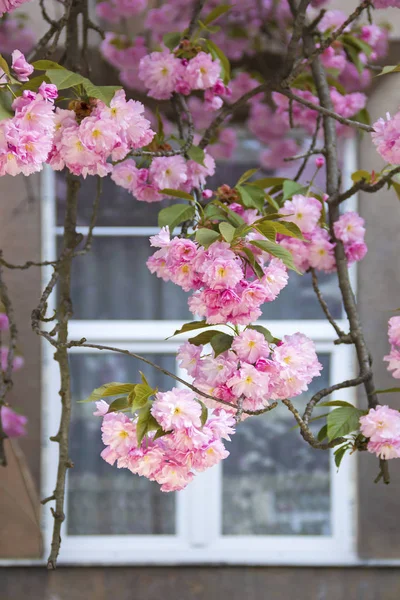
[222,354,331,536]
[68,353,176,535]
[59,237,192,321]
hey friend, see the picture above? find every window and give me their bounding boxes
[40,138,358,565]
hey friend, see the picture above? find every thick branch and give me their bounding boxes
[305,35,388,480]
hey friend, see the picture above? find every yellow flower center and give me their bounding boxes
[119,430,129,439]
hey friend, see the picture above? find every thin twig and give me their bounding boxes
[69,339,278,417]
[276,87,374,133]
[310,267,348,339]
[332,166,400,205]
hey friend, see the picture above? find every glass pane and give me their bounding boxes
[222,353,331,536]
[261,271,342,320]
[68,352,176,535]
[58,237,192,320]
[56,174,175,227]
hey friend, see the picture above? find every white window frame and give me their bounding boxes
[39,138,359,566]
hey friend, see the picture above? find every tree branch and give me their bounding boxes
[304,33,389,481]
[332,166,400,205]
[68,339,278,418]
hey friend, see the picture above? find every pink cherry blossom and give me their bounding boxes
[334,212,366,244]
[281,195,322,234]
[360,405,400,441]
[139,50,182,100]
[232,329,270,363]
[1,406,27,437]
[11,50,33,82]
[388,316,400,347]
[184,52,221,90]
[149,156,188,190]
[384,347,400,378]
[151,388,202,430]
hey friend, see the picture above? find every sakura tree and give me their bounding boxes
[0,0,400,569]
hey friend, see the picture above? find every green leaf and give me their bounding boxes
[319,400,356,408]
[158,203,195,232]
[0,95,13,121]
[153,427,173,440]
[241,184,266,211]
[378,64,400,76]
[247,324,280,344]
[18,75,50,93]
[213,200,245,226]
[80,382,136,403]
[375,387,400,394]
[391,180,400,202]
[195,228,220,248]
[334,445,348,469]
[139,371,149,386]
[32,59,65,70]
[81,81,121,106]
[317,423,328,442]
[136,403,160,445]
[45,68,86,89]
[108,396,131,413]
[282,180,308,201]
[160,189,194,201]
[272,221,304,240]
[188,329,222,346]
[241,247,264,279]
[134,383,155,407]
[206,39,231,84]
[210,332,233,357]
[327,406,364,441]
[249,239,300,272]
[196,399,209,426]
[0,54,10,77]
[343,43,363,74]
[168,320,210,338]
[187,144,206,166]
[342,34,372,57]
[351,169,371,183]
[236,168,258,186]
[203,4,231,26]
[254,222,276,241]
[353,107,370,127]
[163,31,182,51]
[250,177,286,189]
[219,222,236,243]
[236,184,265,211]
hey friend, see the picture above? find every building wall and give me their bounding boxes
[1,566,400,600]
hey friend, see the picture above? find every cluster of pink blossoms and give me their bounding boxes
[178,330,322,413]
[0,0,31,17]
[384,316,400,379]
[280,196,367,272]
[96,392,235,492]
[0,15,35,55]
[147,228,288,325]
[111,151,215,202]
[138,49,226,109]
[48,90,155,178]
[360,405,400,460]
[372,112,400,165]
[96,0,146,22]
[0,83,56,176]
